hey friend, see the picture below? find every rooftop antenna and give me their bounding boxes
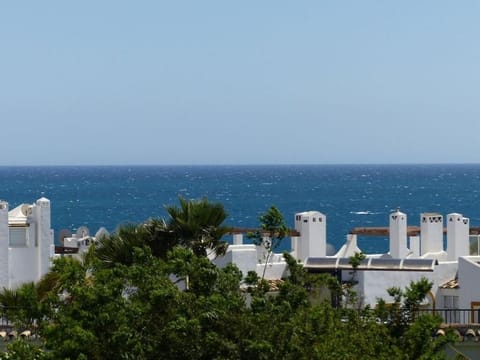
[76,226,90,238]
[58,229,72,246]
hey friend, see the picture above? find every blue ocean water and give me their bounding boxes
[1,164,480,254]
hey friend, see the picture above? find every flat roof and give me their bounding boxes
[304,257,436,272]
[350,226,480,236]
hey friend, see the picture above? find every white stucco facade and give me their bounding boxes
[294,211,327,260]
[2,196,478,323]
[389,210,409,258]
[0,202,10,288]
[214,244,258,277]
[446,213,469,261]
[0,198,54,289]
[356,262,458,307]
[420,213,444,255]
[214,208,480,321]
[457,257,480,311]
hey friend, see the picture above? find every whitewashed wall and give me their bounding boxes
[457,257,480,309]
[356,262,458,307]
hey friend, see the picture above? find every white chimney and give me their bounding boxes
[389,209,408,258]
[447,213,469,261]
[420,213,444,254]
[294,211,326,261]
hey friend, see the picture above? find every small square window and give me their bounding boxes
[9,228,28,247]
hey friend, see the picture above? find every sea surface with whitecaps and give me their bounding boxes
[1,164,480,254]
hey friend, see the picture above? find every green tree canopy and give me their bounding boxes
[94,196,230,268]
[165,196,230,258]
[0,206,455,360]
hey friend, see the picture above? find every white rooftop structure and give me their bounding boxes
[58,226,108,260]
[0,198,54,289]
[2,196,480,328]
[214,208,480,325]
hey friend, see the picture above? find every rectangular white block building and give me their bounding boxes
[0,198,54,289]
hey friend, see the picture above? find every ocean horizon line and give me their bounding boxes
[1,162,480,168]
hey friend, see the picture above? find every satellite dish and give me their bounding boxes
[95,227,110,240]
[58,229,72,246]
[326,243,336,256]
[21,204,32,217]
[76,226,90,238]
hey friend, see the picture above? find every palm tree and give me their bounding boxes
[94,197,230,267]
[165,196,230,258]
[141,217,177,259]
[94,223,148,267]
[95,219,177,265]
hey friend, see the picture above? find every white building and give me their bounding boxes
[0,198,54,289]
[302,209,480,313]
[3,197,480,327]
[215,208,480,325]
[58,226,109,261]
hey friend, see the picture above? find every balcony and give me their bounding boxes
[416,308,480,325]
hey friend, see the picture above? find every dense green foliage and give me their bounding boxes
[95,196,230,263]
[0,253,450,359]
[0,199,453,359]
[164,196,230,257]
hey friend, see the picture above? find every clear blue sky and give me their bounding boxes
[1,1,480,165]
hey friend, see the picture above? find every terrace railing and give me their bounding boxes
[415,308,480,325]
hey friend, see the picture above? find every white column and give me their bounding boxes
[409,236,420,257]
[233,233,243,245]
[294,211,326,261]
[36,198,54,279]
[447,213,469,261]
[290,236,298,258]
[389,210,408,258]
[420,213,444,254]
[0,201,9,289]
